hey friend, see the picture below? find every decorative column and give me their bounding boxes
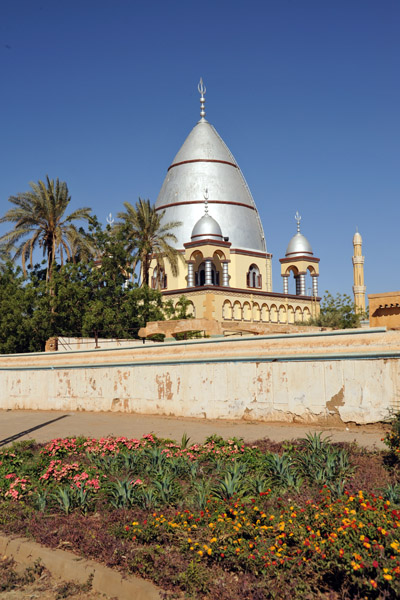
[205,259,213,285]
[187,261,194,287]
[312,274,318,297]
[282,274,289,294]
[299,273,306,296]
[222,261,230,286]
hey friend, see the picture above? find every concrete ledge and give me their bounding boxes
[0,534,162,600]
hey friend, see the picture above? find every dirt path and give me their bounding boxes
[0,409,388,449]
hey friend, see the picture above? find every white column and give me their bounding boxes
[312,275,318,297]
[299,273,306,296]
[222,261,229,286]
[205,259,213,285]
[187,262,194,287]
[282,275,289,294]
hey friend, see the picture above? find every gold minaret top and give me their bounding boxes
[352,229,366,314]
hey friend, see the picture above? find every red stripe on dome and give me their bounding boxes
[167,158,238,171]
[156,200,256,211]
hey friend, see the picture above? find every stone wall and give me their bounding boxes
[1,328,400,425]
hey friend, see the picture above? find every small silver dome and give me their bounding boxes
[285,232,313,257]
[191,214,223,242]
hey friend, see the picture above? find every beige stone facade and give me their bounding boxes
[150,235,319,325]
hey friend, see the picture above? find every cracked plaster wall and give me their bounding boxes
[0,357,398,424]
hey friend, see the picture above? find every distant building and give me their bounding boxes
[150,80,320,326]
[352,229,366,313]
[369,292,400,329]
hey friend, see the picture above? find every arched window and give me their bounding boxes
[287,306,295,324]
[295,307,303,322]
[247,264,261,289]
[253,303,261,322]
[243,302,251,321]
[279,305,287,324]
[270,304,278,323]
[151,267,167,289]
[233,301,242,321]
[261,304,269,322]
[222,300,233,320]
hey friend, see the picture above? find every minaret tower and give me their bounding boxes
[352,229,366,314]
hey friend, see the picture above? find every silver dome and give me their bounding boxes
[155,119,267,253]
[285,232,313,257]
[191,213,223,242]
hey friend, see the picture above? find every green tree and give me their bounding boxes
[0,264,51,353]
[43,225,165,342]
[0,176,93,281]
[309,291,366,329]
[116,198,183,286]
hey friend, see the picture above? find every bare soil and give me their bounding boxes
[0,556,113,600]
[0,409,388,449]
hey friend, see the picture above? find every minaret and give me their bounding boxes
[352,229,366,313]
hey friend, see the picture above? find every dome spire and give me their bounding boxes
[198,78,206,121]
[295,210,301,233]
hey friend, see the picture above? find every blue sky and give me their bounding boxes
[1,0,399,300]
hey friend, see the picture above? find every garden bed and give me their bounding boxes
[1,425,400,599]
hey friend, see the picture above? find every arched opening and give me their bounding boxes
[287,305,295,324]
[222,300,233,320]
[151,267,167,290]
[253,302,261,322]
[195,261,219,286]
[247,264,262,289]
[295,307,303,322]
[243,302,251,321]
[212,251,224,286]
[233,301,242,321]
[270,304,278,323]
[279,305,287,324]
[175,299,195,318]
[261,304,269,322]
[284,266,298,295]
[303,307,311,322]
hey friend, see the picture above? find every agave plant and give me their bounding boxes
[382,483,400,505]
[140,486,157,510]
[263,453,302,490]
[107,478,140,509]
[192,479,213,510]
[144,447,167,472]
[294,433,355,491]
[153,473,179,505]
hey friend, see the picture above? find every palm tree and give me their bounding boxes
[116,198,183,287]
[0,176,92,281]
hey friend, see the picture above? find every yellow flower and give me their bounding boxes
[384,574,393,581]
[207,548,212,555]
[198,550,203,556]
